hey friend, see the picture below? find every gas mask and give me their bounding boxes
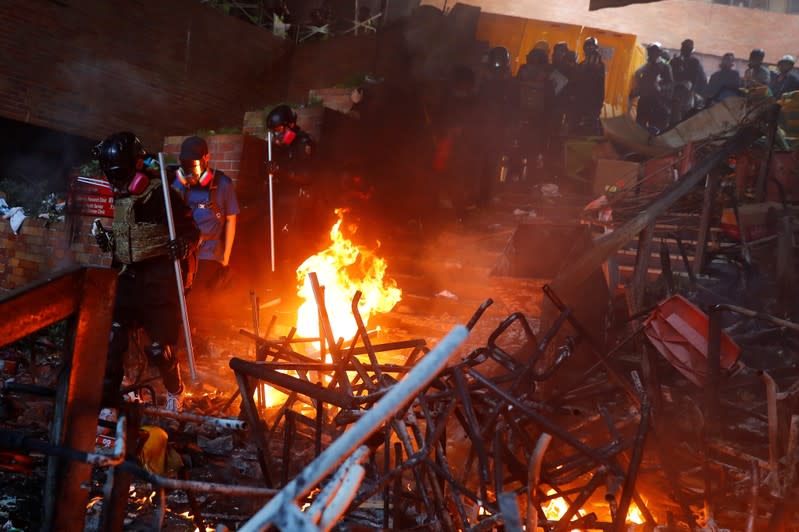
[273,126,297,146]
[177,158,213,187]
[106,162,150,196]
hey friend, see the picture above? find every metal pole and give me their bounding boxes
[158,153,197,382]
[267,131,276,272]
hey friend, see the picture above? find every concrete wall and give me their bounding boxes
[0,0,289,149]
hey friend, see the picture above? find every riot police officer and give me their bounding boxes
[571,37,606,135]
[265,105,318,270]
[93,132,200,412]
[476,46,518,204]
[630,42,673,134]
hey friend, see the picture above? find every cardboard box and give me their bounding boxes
[593,159,640,195]
[720,201,782,241]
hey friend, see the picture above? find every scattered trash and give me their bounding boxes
[1,207,26,235]
[540,183,561,198]
[512,208,537,217]
[584,194,609,211]
[435,289,458,300]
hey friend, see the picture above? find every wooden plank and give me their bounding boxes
[0,268,85,346]
[46,268,117,532]
[754,104,782,202]
[631,223,656,313]
[693,173,720,277]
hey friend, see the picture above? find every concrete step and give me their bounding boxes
[617,264,696,284]
[615,248,694,271]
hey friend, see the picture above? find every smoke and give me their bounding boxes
[402,4,485,82]
[0,118,95,211]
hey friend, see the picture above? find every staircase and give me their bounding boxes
[614,212,724,284]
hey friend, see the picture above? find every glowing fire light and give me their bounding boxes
[295,209,402,342]
[627,501,645,524]
[254,382,288,409]
[541,489,647,529]
[542,489,584,528]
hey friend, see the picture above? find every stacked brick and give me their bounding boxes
[0,215,112,293]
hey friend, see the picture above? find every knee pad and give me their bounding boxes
[145,342,171,368]
[108,322,127,358]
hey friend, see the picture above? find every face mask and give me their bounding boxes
[277,128,297,145]
[128,172,150,195]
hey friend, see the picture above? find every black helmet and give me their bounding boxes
[488,46,511,71]
[583,37,599,52]
[526,47,548,65]
[647,42,662,60]
[748,48,765,62]
[266,105,297,130]
[93,131,145,187]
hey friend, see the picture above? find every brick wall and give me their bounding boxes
[0,0,289,149]
[0,215,111,294]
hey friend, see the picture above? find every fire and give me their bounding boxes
[253,382,288,409]
[541,489,647,528]
[295,209,401,342]
[542,489,584,528]
[627,501,645,524]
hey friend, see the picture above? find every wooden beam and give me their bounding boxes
[693,172,720,277]
[631,222,655,313]
[754,104,782,203]
[38,268,117,532]
[0,267,85,346]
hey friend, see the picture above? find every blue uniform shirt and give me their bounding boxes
[173,170,240,263]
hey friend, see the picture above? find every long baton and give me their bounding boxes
[158,153,198,382]
[267,131,276,272]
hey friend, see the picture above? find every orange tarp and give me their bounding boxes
[476,12,646,117]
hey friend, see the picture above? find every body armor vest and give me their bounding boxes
[112,179,170,264]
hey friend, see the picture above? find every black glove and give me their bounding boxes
[92,219,114,252]
[167,238,189,261]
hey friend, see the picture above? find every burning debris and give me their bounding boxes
[1,76,798,532]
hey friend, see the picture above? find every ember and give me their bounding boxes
[542,488,584,524]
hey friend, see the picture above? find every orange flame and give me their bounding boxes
[295,209,401,343]
[626,501,645,524]
[542,489,584,529]
[541,489,647,529]
[253,382,288,409]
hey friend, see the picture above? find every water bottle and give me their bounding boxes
[498,155,509,183]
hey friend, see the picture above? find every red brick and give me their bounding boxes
[22,225,45,237]
[17,259,39,270]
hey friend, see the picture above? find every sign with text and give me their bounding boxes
[68,176,114,218]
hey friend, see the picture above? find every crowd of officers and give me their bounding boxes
[631,40,799,134]
[436,39,799,208]
[433,38,607,210]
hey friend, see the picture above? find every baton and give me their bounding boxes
[158,153,197,382]
[267,131,276,272]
